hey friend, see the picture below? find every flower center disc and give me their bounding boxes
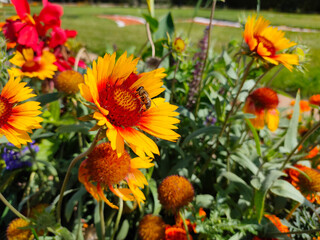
[102,85,143,128]
[0,96,13,127]
[22,60,41,73]
[87,143,131,186]
[256,36,276,56]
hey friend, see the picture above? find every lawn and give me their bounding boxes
[1,4,320,97]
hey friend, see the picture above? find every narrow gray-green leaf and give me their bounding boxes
[245,118,262,157]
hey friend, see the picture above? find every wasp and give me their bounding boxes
[136,86,151,110]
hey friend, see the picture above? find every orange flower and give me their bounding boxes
[165,225,193,240]
[243,15,299,71]
[290,100,311,112]
[0,74,42,147]
[138,214,166,240]
[309,94,320,106]
[158,175,194,212]
[199,207,206,221]
[305,146,319,159]
[79,52,180,157]
[78,142,154,209]
[7,218,33,240]
[285,164,320,204]
[264,214,290,235]
[243,88,279,131]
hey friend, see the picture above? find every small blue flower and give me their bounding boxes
[2,142,38,170]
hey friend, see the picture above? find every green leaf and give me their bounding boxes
[146,0,154,17]
[215,97,222,121]
[56,124,91,134]
[182,126,221,146]
[154,12,174,40]
[50,100,60,121]
[284,91,300,152]
[34,92,61,106]
[142,14,158,32]
[195,194,214,208]
[65,187,87,222]
[254,170,285,223]
[270,180,304,203]
[116,219,129,240]
[55,227,75,240]
[220,171,253,200]
[245,119,262,157]
[149,178,162,215]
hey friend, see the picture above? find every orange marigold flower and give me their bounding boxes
[78,142,154,209]
[9,48,57,80]
[7,218,33,240]
[0,74,42,147]
[305,146,319,159]
[243,87,279,131]
[290,100,311,112]
[54,70,84,94]
[309,94,320,106]
[158,175,194,212]
[243,15,299,71]
[173,37,186,53]
[165,225,193,240]
[79,52,180,157]
[199,207,206,221]
[138,214,166,240]
[264,214,290,235]
[285,164,320,204]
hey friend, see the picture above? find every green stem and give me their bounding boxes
[265,65,284,87]
[170,59,180,103]
[280,121,320,170]
[179,210,191,240]
[286,202,300,221]
[27,142,45,185]
[0,192,28,220]
[99,201,105,240]
[194,0,217,117]
[155,50,173,69]
[111,198,123,240]
[56,129,101,223]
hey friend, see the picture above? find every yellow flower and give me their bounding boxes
[78,142,154,209]
[243,15,299,71]
[79,52,180,157]
[7,218,33,240]
[158,175,194,212]
[10,48,57,80]
[138,214,166,240]
[0,74,42,147]
[173,37,186,53]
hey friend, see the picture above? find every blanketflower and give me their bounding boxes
[243,15,299,71]
[243,87,279,131]
[10,48,57,80]
[173,37,186,53]
[165,225,192,240]
[290,100,311,112]
[79,52,180,157]
[285,164,320,204]
[7,218,33,240]
[0,74,42,147]
[138,214,166,240]
[78,142,154,209]
[309,94,320,106]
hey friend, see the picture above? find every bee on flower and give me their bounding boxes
[79,52,180,157]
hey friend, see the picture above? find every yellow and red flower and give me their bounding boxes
[243,87,279,131]
[138,214,166,240]
[309,94,320,106]
[285,164,320,204]
[0,74,42,148]
[54,70,84,94]
[173,37,186,53]
[10,48,57,80]
[158,175,194,212]
[165,225,192,240]
[243,15,299,71]
[78,142,154,209]
[79,52,180,157]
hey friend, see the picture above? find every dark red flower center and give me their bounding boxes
[250,87,279,110]
[100,83,144,128]
[255,35,276,56]
[0,96,13,127]
[21,60,41,73]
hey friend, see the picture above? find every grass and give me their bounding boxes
[1,4,320,97]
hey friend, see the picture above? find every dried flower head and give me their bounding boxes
[7,218,33,240]
[158,175,194,212]
[138,214,166,240]
[79,142,154,209]
[55,70,84,94]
